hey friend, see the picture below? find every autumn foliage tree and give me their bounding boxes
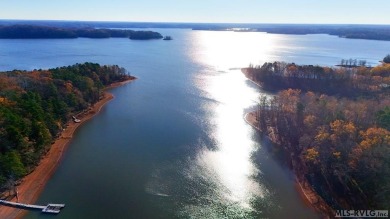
[244,61,390,97]
[256,89,390,209]
[0,63,133,189]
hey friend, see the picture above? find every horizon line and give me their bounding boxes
[1,18,389,26]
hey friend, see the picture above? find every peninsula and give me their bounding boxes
[0,63,136,218]
[0,25,163,40]
[243,59,390,217]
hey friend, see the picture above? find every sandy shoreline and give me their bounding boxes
[0,78,134,219]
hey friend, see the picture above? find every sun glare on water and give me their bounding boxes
[189,30,278,212]
[193,30,276,71]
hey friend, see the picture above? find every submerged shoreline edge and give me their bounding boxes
[0,78,135,219]
[244,112,334,218]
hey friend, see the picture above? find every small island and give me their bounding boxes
[0,25,163,40]
[243,57,390,217]
[163,36,173,40]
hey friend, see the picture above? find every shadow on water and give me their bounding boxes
[249,131,320,219]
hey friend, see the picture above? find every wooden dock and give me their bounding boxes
[0,199,65,214]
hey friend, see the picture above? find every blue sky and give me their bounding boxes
[1,0,389,24]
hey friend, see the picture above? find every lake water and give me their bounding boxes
[1,29,389,218]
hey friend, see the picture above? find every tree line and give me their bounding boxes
[249,59,390,210]
[338,59,367,68]
[253,26,390,41]
[244,61,389,97]
[0,25,163,40]
[0,63,134,190]
[193,25,390,41]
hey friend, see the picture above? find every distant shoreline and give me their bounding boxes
[1,20,389,41]
[0,78,135,219]
[0,25,163,40]
[192,27,390,41]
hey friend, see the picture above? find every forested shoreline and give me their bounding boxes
[244,61,390,98]
[193,26,390,41]
[255,26,390,41]
[2,21,389,41]
[0,63,134,189]
[244,60,390,211]
[0,25,163,40]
